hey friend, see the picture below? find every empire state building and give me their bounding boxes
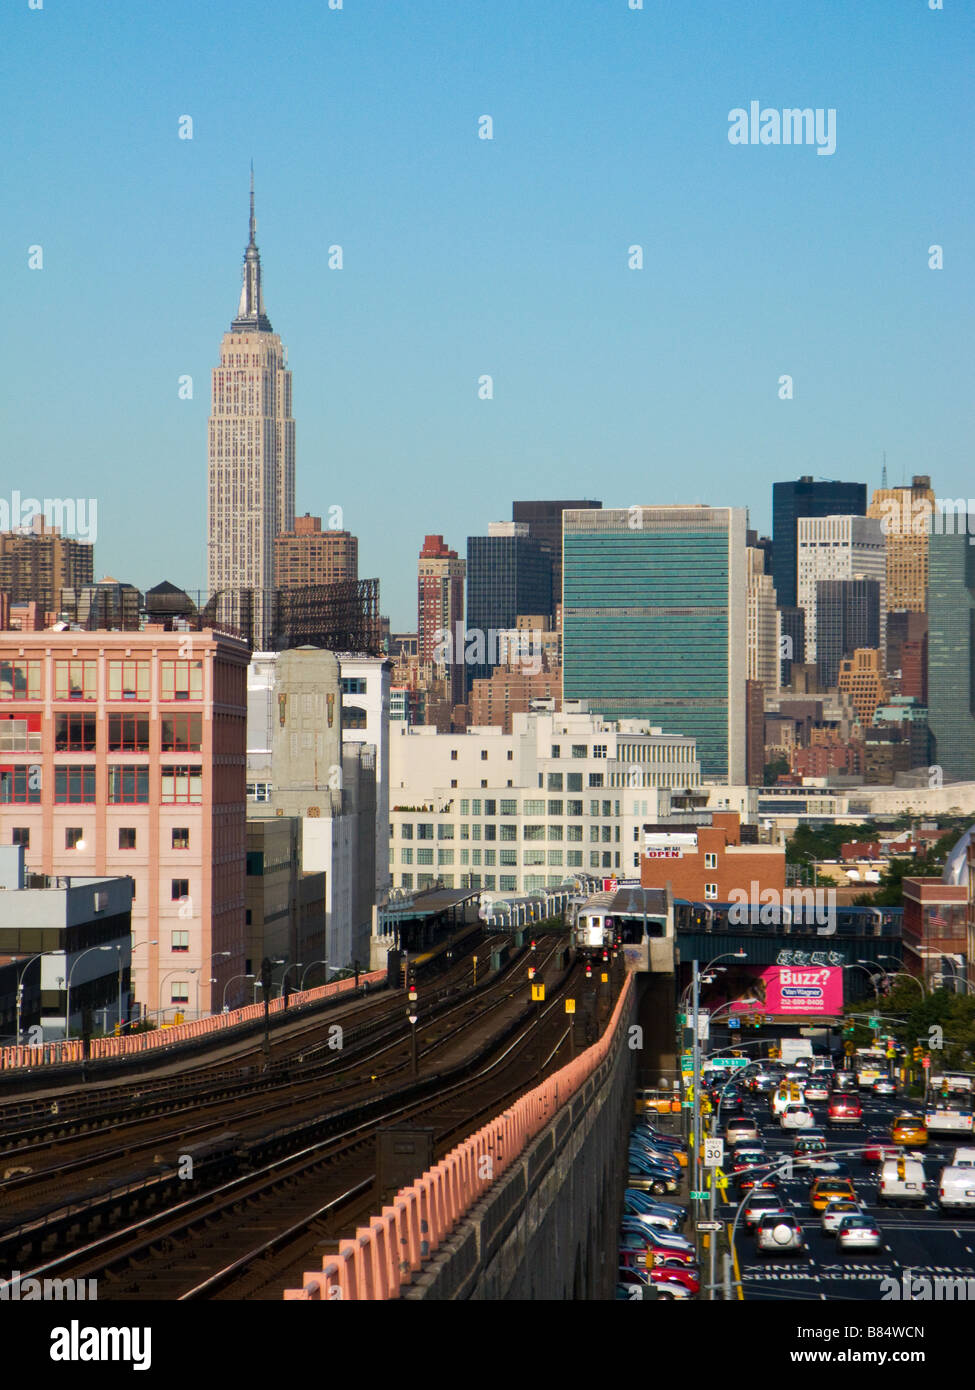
[207,173,295,647]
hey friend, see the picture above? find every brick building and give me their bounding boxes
[274,514,358,589]
[640,811,785,901]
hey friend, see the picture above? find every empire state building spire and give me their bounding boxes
[232,165,273,332]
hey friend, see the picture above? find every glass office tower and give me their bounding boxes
[772,477,867,610]
[928,531,975,782]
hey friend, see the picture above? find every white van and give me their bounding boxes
[951,1147,975,1167]
[938,1162,975,1212]
[879,1157,926,1206]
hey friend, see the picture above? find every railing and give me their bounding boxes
[0,969,387,1071]
[283,972,634,1301]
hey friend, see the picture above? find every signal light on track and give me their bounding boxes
[585,963,592,979]
[531,940,536,951]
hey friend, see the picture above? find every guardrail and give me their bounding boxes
[0,970,387,1072]
[283,971,634,1301]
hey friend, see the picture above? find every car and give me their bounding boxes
[755,1214,806,1256]
[737,1165,779,1192]
[623,1190,687,1225]
[630,1140,684,1171]
[810,1176,857,1212]
[620,1215,696,1254]
[743,1192,790,1231]
[828,1097,863,1126]
[621,1202,683,1232]
[937,1161,975,1212]
[781,1103,816,1131]
[794,1132,827,1157]
[802,1158,851,1182]
[835,1214,883,1252]
[634,1087,682,1116]
[748,1071,776,1093]
[616,1266,697,1300]
[618,1231,697,1268]
[878,1157,926,1206]
[632,1122,686,1155]
[831,1072,858,1094]
[872,1077,897,1097]
[627,1153,680,1195]
[713,1092,747,1118]
[771,1083,804,1117]
[731,1144,767,1169]
[803,1079,831,1102]
[862,1137,902,1165]
[820,1198,864,1235]
[892,1114,928,1147]
[725,1116,760,1145]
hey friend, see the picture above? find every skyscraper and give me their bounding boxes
[417,535,465,707]
[815,577,881,689]
[274,515,358,589]
[772,477,867,610]
[867,475,935,613]
[928,532,975,781]
[465,528,552,694]
[0,517,93,614]
[208,173,295,648]
[796,515,886,663]
[511,500,602,621]
[562,506,747,782]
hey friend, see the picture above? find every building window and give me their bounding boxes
[401,823,413,840]
[705,882,718,900]
[437,849,454,865]
[246,782,271,803]
[548,850,563,866]
[341,677,367,695]
[522,799,543,815]
[170,982,189,1003]
[589,801,600,818]
[450,779,457,788]
[161,765,203,803]
[499,850,518,866]
[548,799,563,816]
[450,750,458,761]
[484,800,496,815]
[460,824,470,840]
[524,825,545,841]
[483,849,496,865]
[547,773,563,791]
[567,800,583,817]
[602,801,612,817]
[400,873,413,889]
[65,826,84,849]
[506,750,513,761]
[547,825,563,841]
[589,853,600,868]
[0,717,41,753]
[705,852,717,870]
[160,659,203,702]
[108,659,150,700]
[480,779,488,788]
[417,823,433,840]
[0,659,42,700]
[108,713,150,751]
[551,745,561,758]
[161,713,203,752]
[12,826,29,848]
[172,878,189,900]
[480,750,488,760]
[571,745,587,759]
[566,773,583,792]
[401,848,413,864]
[500,824,517,841]
[460,800,469,815]
[171,930,189,952]
[437,824,454,840]
[472,824,482,841]
[54,659,98,701]
[55,766,96,803]
[118,827,137,849]
[602,852,612,868]
[567,825,582,842]
[1,766,41,803]
[593,744,607,759]
[108,765,149,804]
[524,849,545,866]
[172,827,190,849]
[588,773,604,788]
[499,875,516,891]
[499,799,517,816]
[345,705,368,730]
[416,848,434,865]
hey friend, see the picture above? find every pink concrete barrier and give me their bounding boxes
[0,969,386,1071]
[283,972,634,1301]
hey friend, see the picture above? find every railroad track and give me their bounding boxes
[0,949,609,1301]
[0,936,567,1242]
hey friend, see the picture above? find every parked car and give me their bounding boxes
[623,1190,687,1226]
[627,1151,680,1195]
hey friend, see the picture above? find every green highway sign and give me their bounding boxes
[710,1056,750,1069]
[681,1053,694,1070]
[869,1016,880,1029]
[690,1191,709,1200]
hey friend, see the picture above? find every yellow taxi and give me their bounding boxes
[892,1113,928,1147]
[810,1176,857,1212]
[634,1087,682,1117]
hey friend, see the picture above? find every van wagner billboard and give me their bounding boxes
[729,964,843,1017]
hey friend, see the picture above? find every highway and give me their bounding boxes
[726,1087,975,1301]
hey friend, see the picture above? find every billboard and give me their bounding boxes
[729,964,843,1017]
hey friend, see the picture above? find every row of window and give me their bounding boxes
[396,858,620,891]
[0,765,204,804]
[13,826,191,851]
[0,659,204,702]
[396,848,586,868]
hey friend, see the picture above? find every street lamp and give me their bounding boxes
[278,962,303,998]
[845,961,883,1001]
[111,939,158,1032]
[65,945,114,1040]
[15,950,61,1044]
[300,959,332,990]
[158,966,199,1022]
[222,973,255,1011]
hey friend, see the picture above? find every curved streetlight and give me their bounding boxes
[278,962,304,998]
[884,971,926,998]
[15,950,61,1044]
[300,960,332,990]
[109,938,158,1032]
[65,945,114,1039]
[932,972,975,995]
[158,966,199,1021]
[845,961,883,1001]
[222,973,255,1011]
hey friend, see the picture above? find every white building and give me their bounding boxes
[388,704,701,893]
[746,547,779,689]
[338,655,391,900]
[797,515,886,663]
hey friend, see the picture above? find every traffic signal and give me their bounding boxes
[912,1046,923,1063]
[530,939,537,951]
[585,962,592,979]
[844,1021,855,1036]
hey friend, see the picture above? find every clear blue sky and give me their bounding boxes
[4,0,972,630]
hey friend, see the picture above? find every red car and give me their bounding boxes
[649,1264,700,1295]
[828,1097,863,1126]
[862,1137,901,1164]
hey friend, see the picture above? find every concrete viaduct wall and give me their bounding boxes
[404,983,637,1301]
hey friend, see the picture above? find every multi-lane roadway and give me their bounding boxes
[723,1088,975,1301]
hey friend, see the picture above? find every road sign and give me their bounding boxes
[690,1190,709,1200]
[727,1017,740,1029]
[710,1056,750,1069]
[703,1137,724,1168]
[565,998,575,1014]
[697,1220,723,1232]
[869,1016,880,1029]
[681,1053,693,1071]
[531,983,545,1002]
[601,972,609,984]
